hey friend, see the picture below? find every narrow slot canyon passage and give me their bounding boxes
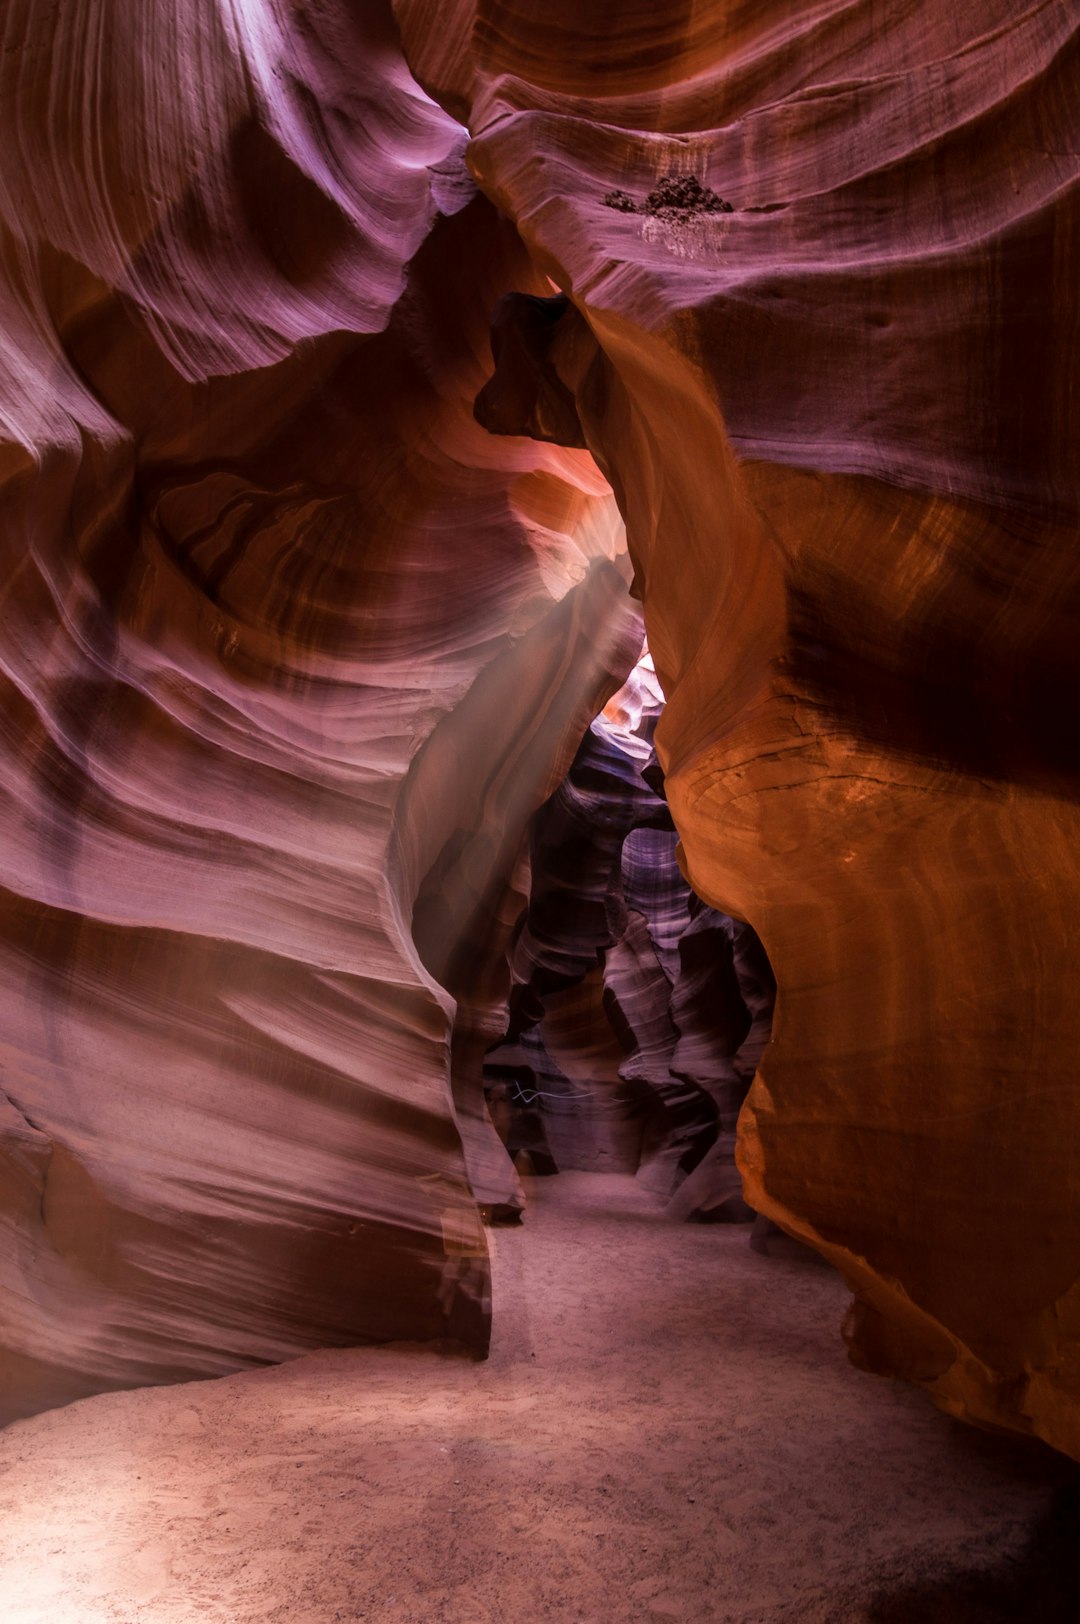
[481,650,776,1228]
[3,2,1080,1620]
[0,1172,1073,1624]
[2,663,1074,1621]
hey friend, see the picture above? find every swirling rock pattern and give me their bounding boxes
[486,672,773,1215]
[397,0,1080,1456]
[3,0,1079,1464]
[0,1,641,1423]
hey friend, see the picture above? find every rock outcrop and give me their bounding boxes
[397,0,1080,1457]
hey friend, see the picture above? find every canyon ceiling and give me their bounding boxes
[1,0,1078,1463]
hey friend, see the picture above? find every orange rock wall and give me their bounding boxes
[396,0,1080,1457]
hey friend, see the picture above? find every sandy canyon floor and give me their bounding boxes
[0,1171,1075,1624]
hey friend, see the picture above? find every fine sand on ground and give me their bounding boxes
[0,1171,1075,1624]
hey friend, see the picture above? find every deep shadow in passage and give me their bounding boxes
[864,1462,1080,1623]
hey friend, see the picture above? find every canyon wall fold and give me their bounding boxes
[395,0,1080,1457]
[3,0,1078,1460]
[485,672,772,1216]
[0,0,637,1422]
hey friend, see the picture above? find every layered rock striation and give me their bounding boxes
[0,0,640,1422]
[396,0,1080,1456]
[2,0,1078,1464]
[487,659,773,1217]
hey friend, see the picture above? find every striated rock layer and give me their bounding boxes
[3,0,1079,1461]
[486,661,773,1216]
[0,1,640,1422]
[396,0,1080,1456]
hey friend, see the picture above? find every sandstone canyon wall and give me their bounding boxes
[0,0,641,1423]
[485,667,774,1218]
[396,0,1080,1458]
[2,0,1079,1466]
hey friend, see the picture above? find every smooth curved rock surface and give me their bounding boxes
[0,2,640,1423]
[3,0,1079,1464]
[399,0,1080,1457]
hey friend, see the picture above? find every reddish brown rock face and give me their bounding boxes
[0,2,639,1422]
[396,1,1080,1457]
[1,0,1078,1465]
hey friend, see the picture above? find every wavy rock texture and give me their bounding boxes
[485,668,773,1216]
[0,0,642,1423]
[396,0,1080,1456]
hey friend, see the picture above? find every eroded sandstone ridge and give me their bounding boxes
[395,0,1080,1457]
[0,0,641,1422]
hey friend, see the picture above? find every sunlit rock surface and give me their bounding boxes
[0,1,640,1423]
[397,0,1080,1456]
